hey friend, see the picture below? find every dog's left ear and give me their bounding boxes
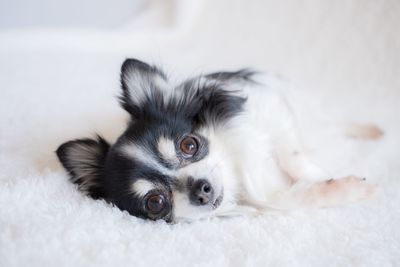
[119,58,168,118]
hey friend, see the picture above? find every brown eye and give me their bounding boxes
[180,136,198,156]
[146,194,166,214]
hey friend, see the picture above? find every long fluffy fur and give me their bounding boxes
[56,58,377,222]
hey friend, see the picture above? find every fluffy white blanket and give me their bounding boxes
[1,1,399,266]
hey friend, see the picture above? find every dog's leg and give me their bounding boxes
[266,176,377,209]
[270,131,377,209]
[274,131,330,182]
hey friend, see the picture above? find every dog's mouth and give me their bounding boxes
[212,189,224,210]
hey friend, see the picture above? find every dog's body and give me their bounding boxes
[57,59,376,222]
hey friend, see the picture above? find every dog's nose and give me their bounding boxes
[189,179,214,206]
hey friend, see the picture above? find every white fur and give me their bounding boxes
[123,71,154,106]
[121,142,175,176]
[157,137,177,163]
[170,74,297,220]
[171,74,376,219]
[123,67,183,107]
[132,179,156,197]
[172,127,239,220]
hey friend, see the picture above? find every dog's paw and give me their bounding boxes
[320,175,378,203]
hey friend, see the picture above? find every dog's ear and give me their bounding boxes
[56,136,110,199]
[119,58,168,118]
[195,69,258,126]
[204,68,257,84]
[193,84,247,127]
[180,70,253,128]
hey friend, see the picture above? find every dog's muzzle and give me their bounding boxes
[189,179,214,205]
[188,179,223,209]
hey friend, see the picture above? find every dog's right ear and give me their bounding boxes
[119,58,168,118]
[56,136,110,199]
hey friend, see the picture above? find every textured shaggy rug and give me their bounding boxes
[1,1,399,266]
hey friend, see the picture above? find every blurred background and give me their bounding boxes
[1,0,398,89]
[1,0,399,93]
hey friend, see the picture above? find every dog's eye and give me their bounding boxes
[146,194,166,214]
[179,136,198,156]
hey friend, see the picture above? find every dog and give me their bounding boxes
[56,58,377,222]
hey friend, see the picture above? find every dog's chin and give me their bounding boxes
[212,188,224,210]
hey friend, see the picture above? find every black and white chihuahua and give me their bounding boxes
[57,59,376,223]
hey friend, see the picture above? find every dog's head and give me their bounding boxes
[57,59,255,222]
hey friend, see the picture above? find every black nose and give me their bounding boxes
[189,179,214,206]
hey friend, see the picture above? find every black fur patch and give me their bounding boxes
[177,79,247,127]
[205,68,257,83]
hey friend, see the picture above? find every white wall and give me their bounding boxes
[185,0,400,97]
[0,0,145,28]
